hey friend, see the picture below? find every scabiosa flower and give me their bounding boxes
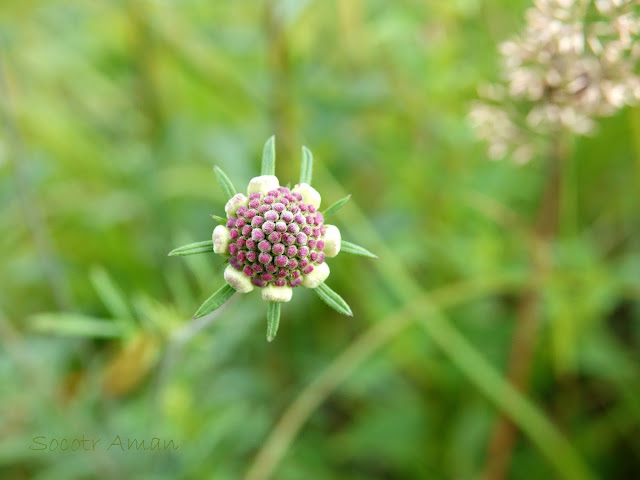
[169,136,376,341]
[469,0,640,163]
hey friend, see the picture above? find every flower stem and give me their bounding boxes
[483,137,568,480]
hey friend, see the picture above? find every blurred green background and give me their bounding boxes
[1,1,639,479]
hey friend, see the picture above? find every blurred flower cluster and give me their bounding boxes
[470,0,640,163]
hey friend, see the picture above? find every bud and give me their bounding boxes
[224,265,254,293]
[292,183,322,209]
[301,262,330,288]
[248,175,280,196]
[323,225,341,257]
[261,284,293,302]
[225,194,248,217]
[212,225,231,255]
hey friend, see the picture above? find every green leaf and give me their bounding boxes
[211,214,226,224]
[194,283,236,318]
[322,195,351,219]
[30,313,126,338]
[89,265,135,321]
[300,146,313,184]
[168,240,214,256]
[261,135,276,176]
[314,282,353,316]
[214,165,237,199]
[341,240,378,258]
[266,302,281,342]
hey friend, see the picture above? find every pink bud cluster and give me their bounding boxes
[225,186,327,288]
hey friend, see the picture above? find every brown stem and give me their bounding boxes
[483,140,567,480]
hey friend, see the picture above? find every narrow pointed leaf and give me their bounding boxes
[194,284,236,319]
[341,240,378,258]
[168,240,214,257]
[214,165,237,199]
[30,313,126,338]
[266,302,281,342]
[261,135,276,176]
[314,282,353,316]
[211,214,226,224]
[89,266,135,321]
[322,195,351,219]
[300,146,313,184]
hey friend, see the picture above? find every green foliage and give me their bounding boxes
[340,240,377,258]
[168,240,214,257]
[266,302,281,342]
[261,135,276,176]
[1,1,639,479]
[315,282,353,317]
[193,284,236,319]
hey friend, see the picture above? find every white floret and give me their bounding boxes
[292,183,321,209]
[323,225,341,258]
[247,175,279,196]
[261,284,293,302]
[301,262,330,288]
[212,225,231,255]
[224,265,254,293]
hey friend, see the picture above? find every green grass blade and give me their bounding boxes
[341,240,377,258]
[193,284,236,318]
[261,135,276,176]
[266,302,281,342]
[314,282,353,316]
[214,165,237,199]
[322,195,351,219]
[300,146,313,184]
[30,313,126,338]
[168,240,214,256]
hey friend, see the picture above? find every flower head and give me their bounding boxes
[168,137,376,341]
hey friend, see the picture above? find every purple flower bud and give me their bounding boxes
[265,210,278,222]
[236,218,246,228]
[256,205,268,215]
[246,239,257,250]
[283,234,295,245]
[259,253,272,264]
[251,216,264,227]
[287,258,298,270]
[315,212,324,224]
[268,232,282,243]
[289,277,302,287]
[253,278,267,287]
[252,263,264,273]
[273,203,285,213]
[262,221,275,234]
[320,225,327,235]
[312,228,320,237]
[275,221,287,233]
[280,197,290,206]
[286,245,297,257]
[249,199,260,209]
[288,223,300,235]
[296,233,308,245]
[258,240,271,252]
[229,256,242,269]
[272,243,285,255]
[310,251,318,261]
[278,186,290,194]
[264,195,275,204]
[251,228,265,241]
[277,268,288,277]
[245,209,257,219]
[289,205,299,214]
[226,218,236,228]
[291,270,300,279]
[307,239,316,249]
[274,278,287,287]
[299,259,309,269]
[294,213,305,224]
[246,251,257,262]
[261,273,274,282]
[243,266,254,277]
[229,229,239,240]
[266,264,277,274]
[308,205,316,213]
[316,252,325,264]
[298,246,309,258]
[299,203,308,212]
[302,226,312,235]
[237,251,246,262]
[237,237,246,248]
[242,225,252,237]
[229,244,239,255]
[281,211,294,223]
[275,255,288,267]
[292,192,303,202]
[237,205,248,217]
[316,239,325,250]
[249,192,262,200]
[303,265,314,274]
[267,189,279,197]
[306,215,315,225]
